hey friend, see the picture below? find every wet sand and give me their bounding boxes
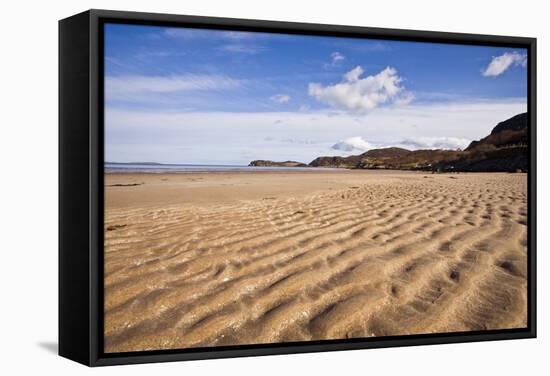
[104,170,528,353]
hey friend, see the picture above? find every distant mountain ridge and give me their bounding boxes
[310,147,461,170]
[251,112,529,172]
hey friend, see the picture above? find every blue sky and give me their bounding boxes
[104,23,528,164]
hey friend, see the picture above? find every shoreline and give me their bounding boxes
[103,166,529,175]
[104,167,349,174]
[105,170,494,210]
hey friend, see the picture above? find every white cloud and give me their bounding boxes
[332,136,374,152]
[397,136,470,150]
[393,92,415,107]
[482,51,527,77]
[331,51,345,63]
[324,52,345,68]
[270,94,291,103]
[105,74,242,100]
[309,66,413,114]
[343,66,363,82]
[331,135,469,153]
[105,98,526,164]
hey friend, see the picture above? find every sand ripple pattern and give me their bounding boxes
[104,173,528,352]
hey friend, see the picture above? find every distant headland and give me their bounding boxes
[250,112,529,173]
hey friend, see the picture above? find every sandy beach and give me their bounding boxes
[104,170,528,353]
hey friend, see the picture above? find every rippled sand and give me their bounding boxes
[104,171,528,353]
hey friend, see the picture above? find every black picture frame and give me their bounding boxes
[59,8,537,367]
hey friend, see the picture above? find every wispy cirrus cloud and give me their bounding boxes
[324,51,345,69]
[223,31,256,40]
[105,74,243,101]
[163,28,210,39]
[164,28,255,40]
[218,43,266,54]
[270,94,291,103]
[482,51,527,77]
[309,66,414,114]
[331,51,345,63]
[164,27,266,55]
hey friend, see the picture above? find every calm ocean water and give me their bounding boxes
[104,163,338,173]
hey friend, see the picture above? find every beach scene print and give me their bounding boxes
[103,23,529,353]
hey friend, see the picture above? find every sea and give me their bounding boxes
[104,163,339,173]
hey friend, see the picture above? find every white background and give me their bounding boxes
[0,0,547,374]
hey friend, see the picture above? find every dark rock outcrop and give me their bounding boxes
[248,160,307,167]
[433,147,528,172]
[309,155,361,168]
[357,148,461,170]
[491,112,528,135]
[309,147,461,170]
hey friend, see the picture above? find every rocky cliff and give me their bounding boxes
[248,160,308,167]
[434,112,529,172]
[308,112,529,172]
